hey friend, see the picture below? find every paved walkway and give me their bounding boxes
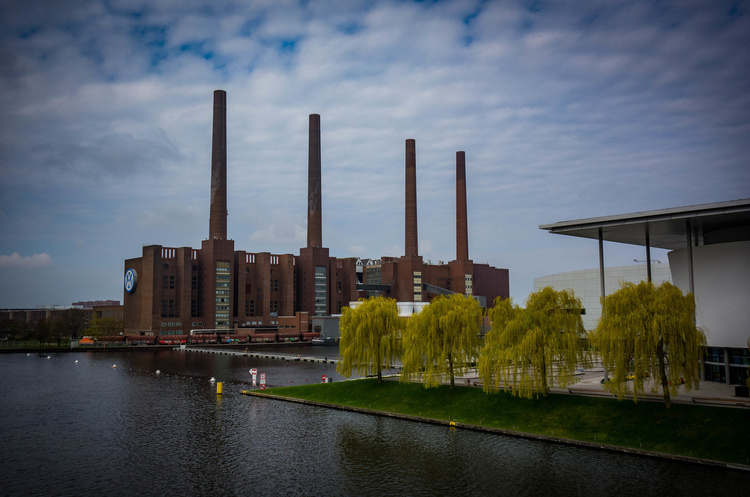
[455,367,750,408]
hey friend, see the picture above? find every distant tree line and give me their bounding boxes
[0,309,123,346]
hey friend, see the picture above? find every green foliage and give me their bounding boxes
[84,316,124,337]
[56,308,89,339]
[479,287,590,398]
[592,281,706,409]
[32,318,52,344]
[0,319,32,340]
[400,294,483,388]
[337,296,403,382]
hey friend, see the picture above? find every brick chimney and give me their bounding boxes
[209,90,227,240]
[307,114,322,248]
[456,151,469,261]
[405,139,418,258]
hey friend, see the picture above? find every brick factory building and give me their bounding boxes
[123,90,508,337]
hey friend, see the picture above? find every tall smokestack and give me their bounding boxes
[209,90,227,240]
[405,139,418,258]
[456,151,469,261]
[307,114,322,248]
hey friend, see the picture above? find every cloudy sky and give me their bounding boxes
[1,0,748,308]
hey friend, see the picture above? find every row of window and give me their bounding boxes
[215,261,230,328]
[704,347,750,365]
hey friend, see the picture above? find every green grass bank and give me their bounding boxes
[261,378,750,466]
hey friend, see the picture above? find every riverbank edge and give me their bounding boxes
[245,390,750,472]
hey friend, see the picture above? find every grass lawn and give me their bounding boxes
[263,378,750,466]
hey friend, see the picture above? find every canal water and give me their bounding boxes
[1,348,746,496]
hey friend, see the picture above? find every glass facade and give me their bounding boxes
[314,266,327,316]
[703,347,750,385]
[215,261,231,328]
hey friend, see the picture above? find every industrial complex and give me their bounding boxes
[122,90,509,338]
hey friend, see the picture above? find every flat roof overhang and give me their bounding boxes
[539,199,750,250]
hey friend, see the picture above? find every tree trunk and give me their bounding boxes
[657,338,672,409]
[376,348,382,383]
[540,349,548,395]
[448,353,454,389]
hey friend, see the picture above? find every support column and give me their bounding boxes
[686,220,695,294]
[599,228,606,296]
[599,227,608,381]
[645,224,652,283]
[724,348,731,385]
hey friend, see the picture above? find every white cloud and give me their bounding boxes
[0,253,53,269]
[0,0,748,306]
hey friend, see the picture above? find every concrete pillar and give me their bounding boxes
[645,225,652,283]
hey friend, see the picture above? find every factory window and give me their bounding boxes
[161,299,174,318]
[413,271,422,302]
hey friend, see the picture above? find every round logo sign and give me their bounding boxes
[124,268,138,293]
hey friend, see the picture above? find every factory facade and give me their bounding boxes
[123,90,509,337]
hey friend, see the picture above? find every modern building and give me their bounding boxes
[540,199,750,384]
[535,264,672,331]
[123,90,509,338]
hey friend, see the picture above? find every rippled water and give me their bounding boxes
[1,349,746,497]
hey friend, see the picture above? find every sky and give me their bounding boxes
[1,0,748,309]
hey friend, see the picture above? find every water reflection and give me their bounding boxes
[0,350,745,497]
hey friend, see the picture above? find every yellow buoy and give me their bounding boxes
[216,382,223,395]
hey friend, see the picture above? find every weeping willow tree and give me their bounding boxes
[337,296,403,383]
[400,294,482,389]
[478,287,590,399]
[593,281,706,409]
